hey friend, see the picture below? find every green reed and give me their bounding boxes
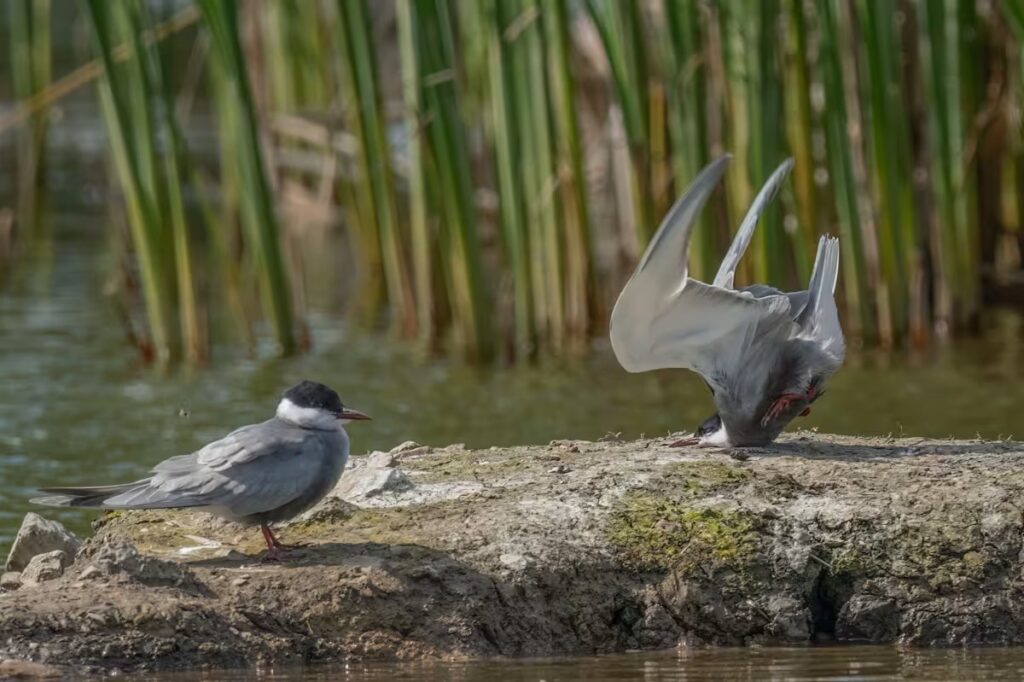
[19,0,1024,362]
[197,0,296,355]
[7,0,51,237]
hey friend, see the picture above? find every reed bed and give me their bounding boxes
[5,0,51,241]
[5,0,1024,362]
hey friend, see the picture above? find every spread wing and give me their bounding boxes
[713,159,794,290]
[610,155,798,383]
[102,421,332,518]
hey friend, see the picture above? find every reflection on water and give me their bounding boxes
[140,646,1024,681]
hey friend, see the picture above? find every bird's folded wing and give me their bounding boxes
[105,426,326,516]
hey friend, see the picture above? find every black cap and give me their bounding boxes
[282,381,343,416]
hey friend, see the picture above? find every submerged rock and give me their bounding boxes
[0,658,63,679]
[4,513,80,572]
[1,432,1024,674]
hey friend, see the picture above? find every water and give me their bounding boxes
[140,646,1024,680]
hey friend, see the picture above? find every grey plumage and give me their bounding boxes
[610,155,845,447]
[33,381,370,557]
[34,421,348,524]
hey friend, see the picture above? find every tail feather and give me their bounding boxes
[32,481,150,508]
[796,235,840,329]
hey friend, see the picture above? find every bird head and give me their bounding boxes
[277,380,371,429]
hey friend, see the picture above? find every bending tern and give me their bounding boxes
[610,155,844,447]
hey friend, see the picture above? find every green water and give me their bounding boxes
[140,646,1024,680]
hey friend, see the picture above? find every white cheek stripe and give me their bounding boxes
[701,422,731,446]
[276,398,338,430]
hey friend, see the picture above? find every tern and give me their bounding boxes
[610,155,845,447]
[32,381,370,560]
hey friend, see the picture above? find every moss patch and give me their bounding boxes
[608,493,757,571]
[665,461,752,495]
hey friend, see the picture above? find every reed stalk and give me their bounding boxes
[856,0,918,340]
[87,0,175,363]
[815,0,872,341]
[198,0,296,355]
[486,0,535,357]
[663,0,714,281]
[546,0,593,345]
[410,0,494,361]
[396,0,438,352]
[8,0,51,228]
[335,0,417,339]
[585,0,654,247]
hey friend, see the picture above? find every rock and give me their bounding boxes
[292,496,359,524]
[20,551,68,586]
[836,596,899,642]
[0,572,22,591]
[5,513,81,572]
[499,553,528,570]
[0,659,63,679]
[76,538,203,593]
[77,565,102,581]
[2,433,1024,672]
[390,440,432,456]
[367,451,398,468]
[333,466,413,502]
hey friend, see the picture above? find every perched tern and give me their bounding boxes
[32,381,370,560]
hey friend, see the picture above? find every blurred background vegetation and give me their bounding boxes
[2,0,1024,366]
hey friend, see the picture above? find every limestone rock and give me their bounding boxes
[5,513,80,572]
[333,466,413,502]
[20,551,68,586]
[292,496,359,524]
[76,538,203,592]
[390,440,431,456]
[367,451,398,468]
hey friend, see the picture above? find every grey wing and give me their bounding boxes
[610,154,797,380]
[634,280,796,381]
[712,158,794,290]
[795,235,844,358]
[104,421,328,518]
[739,284,814,327]
[628,155,732,294]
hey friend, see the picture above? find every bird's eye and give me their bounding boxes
[696,414,721,437]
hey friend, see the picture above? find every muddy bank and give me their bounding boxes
[3,432,1024,675]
